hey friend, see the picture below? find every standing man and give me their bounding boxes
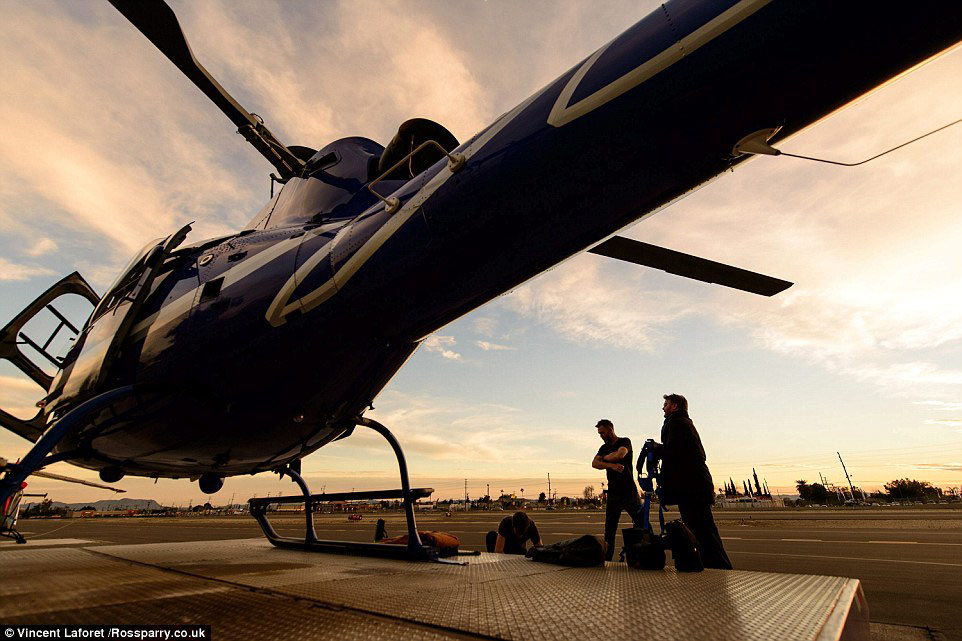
[592,419,642,561]
[657,394,732,569]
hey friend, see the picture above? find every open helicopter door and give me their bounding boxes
[0,272,100,442]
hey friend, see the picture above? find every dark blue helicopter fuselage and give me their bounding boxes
[42,0,962,478]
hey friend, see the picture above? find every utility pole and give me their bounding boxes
[464,479,468,510]
[547,473,551,504]
[837,452,857,502]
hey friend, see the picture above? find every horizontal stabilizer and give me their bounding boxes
[588,236,792,296]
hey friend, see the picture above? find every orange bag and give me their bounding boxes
[380,530,460,556]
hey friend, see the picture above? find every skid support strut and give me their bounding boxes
[0,386,135,509]
[248,416,436,560]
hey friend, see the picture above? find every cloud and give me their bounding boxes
[473,317,497,338]
[844,363,962,389]
[915,401,962,411]
[923,419,962,428]
[505,255,697,351]
[913,462,962,473]
[0,375,45,420]
[0,2,266,262]
[423,335,462,361]
[476,341,515,351]
[0,258,55,281]
[498,46,962,399]
[25,238,57,257]
[354,391,588,473]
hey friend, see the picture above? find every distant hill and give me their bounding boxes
[22,498,164,511]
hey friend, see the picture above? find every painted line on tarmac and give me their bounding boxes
[725,537,961,546]
[731,551,962,567]
[0,538,94,547]
[867,540,962,546]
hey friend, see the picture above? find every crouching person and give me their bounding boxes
[486,511,542,554]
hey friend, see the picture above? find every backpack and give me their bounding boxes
[623,527,666,570]
[525,534,606,567]
[664,519,703,572]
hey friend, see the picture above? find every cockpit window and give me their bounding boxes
[305,151,339,177]
[90,239,161,321]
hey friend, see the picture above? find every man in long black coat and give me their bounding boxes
[657,394,732,569]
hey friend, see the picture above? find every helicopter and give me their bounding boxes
[2,0,961,558]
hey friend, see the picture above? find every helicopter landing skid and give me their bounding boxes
[0,528,26,544]
[248,416,461,563]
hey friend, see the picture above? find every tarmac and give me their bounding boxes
[1,537,867,641]
[3,510,958,641]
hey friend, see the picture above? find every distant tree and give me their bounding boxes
[809,483,829,503]
[538,492,546,504]
[583,485,595,501]
[24,498,69,517]
[795,480,810,500]
[884,478,934,501]
[79,505,96,511]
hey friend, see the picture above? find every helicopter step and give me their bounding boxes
[249,416,446,562]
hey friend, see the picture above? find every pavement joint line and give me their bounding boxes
[781,538,821,542]
[730,551,962,567]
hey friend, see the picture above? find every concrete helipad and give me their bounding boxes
[0,537,868,640]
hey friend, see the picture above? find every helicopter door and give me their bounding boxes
[0,273,100,442]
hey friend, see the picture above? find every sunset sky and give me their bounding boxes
[1,1,961,505]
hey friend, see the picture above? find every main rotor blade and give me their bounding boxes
[588,236,792,296]
[108,0,304,179]
[30,470,126,493]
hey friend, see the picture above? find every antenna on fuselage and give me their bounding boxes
[733,117,962,166]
